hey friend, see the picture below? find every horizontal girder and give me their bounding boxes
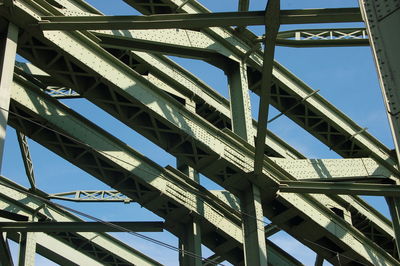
[279,181,400,196]
[276,28,369,47]
[50,190,132,202]
[37,8,362,30]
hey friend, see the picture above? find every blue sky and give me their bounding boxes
[2,0,393,265]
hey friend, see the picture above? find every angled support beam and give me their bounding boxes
[6,231,102,266]
[14,63,80,99]
[37,8,362,30]
[0,221,164,232]
[16,132,36,190]
[202,254,223,266]
[0,233,14,266]
[7,1,396,263]
[279,181,400,196]
[254,0,280,175]
[125,0,397,173]
[8,72,300,265]
[0,22,18,171]
[96,33,229,69]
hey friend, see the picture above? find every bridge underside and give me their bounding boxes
[0,0,399,265]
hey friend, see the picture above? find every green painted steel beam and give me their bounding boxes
[8,73,302,266]
[4,1,396,262]
[15,26,304,160]
[0,221,164,232]
[37,8,362,30]
[279,181,400,196]
[5,231,101,266]
[4,1,398,264]
[14,63,80,98]
[96,32,230,69]
[18,231,36,266]
[177,156,202,266]
[359,0,400,164]
[123,0,398,175]
[0,22,18,172]
[0,177,162,266]
[114,2,399,254]
[94,28,369,60]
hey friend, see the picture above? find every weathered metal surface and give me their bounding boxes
[2,1,397,264]
[0,0,398,264]
[9,73,301,265]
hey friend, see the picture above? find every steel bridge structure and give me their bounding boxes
[0,0,399,265]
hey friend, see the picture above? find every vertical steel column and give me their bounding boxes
[227,62,267,266]
[18,211,38,266]
[177,162,202,266]
[227,62,254,144]
[386,197,400,256]
[359,0,400,256]
[18,232,36,266]
[0,23,18,172]
[0,233,14,266]
[177,99,202,266]
[240,185,267,266]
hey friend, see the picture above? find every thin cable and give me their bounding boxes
[0,180,224,266]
